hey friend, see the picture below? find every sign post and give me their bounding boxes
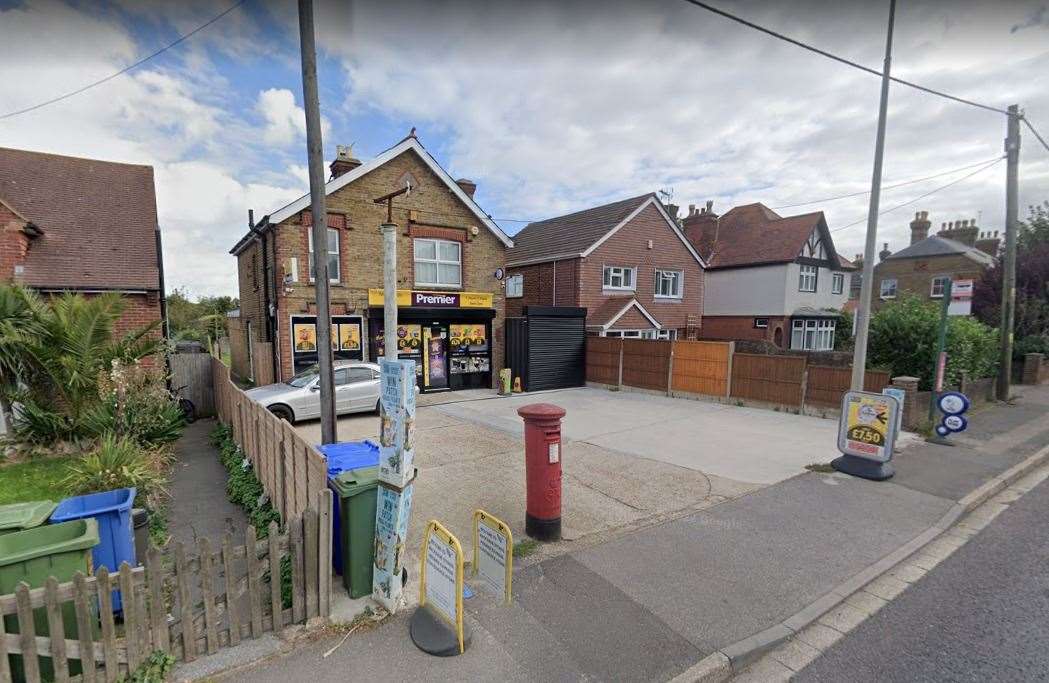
[832,390,900,481]
[927,278,953,425]
[471,509,513,605]
[411,520,471,656]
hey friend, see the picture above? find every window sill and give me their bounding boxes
[415,284,463,290]
[880,295,897,300]
[930,294,944,299]
[603,287,636,294]
[798,288,817,294]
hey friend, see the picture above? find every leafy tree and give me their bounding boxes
[166,288,237,346]
[973,201,1049,355]
[868,294,998,390]
[833,309,854,352]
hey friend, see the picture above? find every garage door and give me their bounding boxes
[506,306,586,392]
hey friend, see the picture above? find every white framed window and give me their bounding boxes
[602,266,636,291]
[308,228,340,282]
[505,273,524,298]
[605,329,643,338]
[832,272,844,295]
[880,278,897,299]
[930,275,948,298]
[790,318,836,351]
[654,269,683,298]
[754,318,769,329]
[798,264,818,292]
[414,238,462,287]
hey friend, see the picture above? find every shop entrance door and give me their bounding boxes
[422,324,449,391]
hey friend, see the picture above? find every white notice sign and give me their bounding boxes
[476,521,508,598]
[425,537,458,625]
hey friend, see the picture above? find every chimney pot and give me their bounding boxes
[705,200,714,213]
[455,178,477,198]
[688,204,696,217]
[329,144,362,178]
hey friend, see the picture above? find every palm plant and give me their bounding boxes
[0,284,46,427]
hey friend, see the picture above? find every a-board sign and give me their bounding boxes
[838,391,900,463]
[419,520,465,654]
[881,387,905,440]
[472,510,513,604]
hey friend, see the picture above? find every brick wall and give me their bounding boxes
[702,315,788,347]
[873,254,986,308]
[505,258,580,316]
[578,203,703,329]
[259,148,507,383]
[0,204,31,282]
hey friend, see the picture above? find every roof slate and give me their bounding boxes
[883,234,995,266]
[507,194,654,264]
[0,147,160,290]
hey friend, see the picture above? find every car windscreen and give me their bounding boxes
[287,365,319,387]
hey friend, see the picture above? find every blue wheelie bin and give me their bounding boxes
[50,487,136,612]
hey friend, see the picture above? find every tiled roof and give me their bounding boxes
[692,203,831,269]
[507,194,654,265]
[0,147,160,290]
[837,254,857,270]
[883,234,995,267]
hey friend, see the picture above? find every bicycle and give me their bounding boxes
[173,385,197,424]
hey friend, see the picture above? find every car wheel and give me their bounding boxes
[374,399,382,415]
[269,405,294,423]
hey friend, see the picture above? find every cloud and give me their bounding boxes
[257,87,333,147]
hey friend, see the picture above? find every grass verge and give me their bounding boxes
[0,457,73,505]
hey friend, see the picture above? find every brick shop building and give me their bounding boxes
[230,134,513,392]
[0,147,165,339]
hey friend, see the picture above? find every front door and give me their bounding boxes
[423,324,449,391]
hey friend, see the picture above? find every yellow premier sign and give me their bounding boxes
[472,509,513,605]
[418,520,466,653]
[837,390,899,463]
[368,289,493,309]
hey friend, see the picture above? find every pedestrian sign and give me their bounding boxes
[418,520,466,654]
[838,391,900,463]
[472,509,513,604]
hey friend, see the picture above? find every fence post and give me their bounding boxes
[317,489,332,618]
[800,363,809,411]
[725,341,735,398]
[666,340,675,397]
[617,338,624,390]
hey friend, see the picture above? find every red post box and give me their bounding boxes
[517,402,566,541]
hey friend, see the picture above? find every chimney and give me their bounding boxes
[975,229,1001,257]
[909,210,931,245]
[681,200,719,257]
[953,218,979,246]
[455,178,477,198]
[666,203,680,220]
[879,242,892,262]
[329,144,362,179]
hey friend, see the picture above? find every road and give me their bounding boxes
[796,472,1049,682]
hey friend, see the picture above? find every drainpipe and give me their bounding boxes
[249,211,279,382]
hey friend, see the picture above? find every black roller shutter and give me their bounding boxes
[519,306,586,391]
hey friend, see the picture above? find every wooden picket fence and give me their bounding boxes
[587,337,889,410]
[0,491,331,683]
[212,357,328,521]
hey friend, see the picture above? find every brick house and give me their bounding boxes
[230,134,512,392]
[0,147,165,339]
[505,193,706,338]
[872,211,998,313]
[682,201,852,350]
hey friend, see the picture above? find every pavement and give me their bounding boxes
[795,468,1049,682]
[167,418,247,547]
[217,383,1049,683]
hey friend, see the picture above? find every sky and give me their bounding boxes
[1,0,1047,298]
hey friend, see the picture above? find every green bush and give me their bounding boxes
[64,434,168,502]
[11,397,78,445]
[82,362,185,447]
[868,295,999,390]
[1014,334,1049,360]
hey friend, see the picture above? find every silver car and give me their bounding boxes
[245,361,382,423]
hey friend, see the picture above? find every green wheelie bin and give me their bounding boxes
[329,466,380,598]
[0,518,100,682]
[0,501,57,535]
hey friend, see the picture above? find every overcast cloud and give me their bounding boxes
[1,0,1047,297]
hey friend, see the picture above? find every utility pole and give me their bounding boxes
[996,104,1021,401]
[298,0,336,444]
[850,0,896,391]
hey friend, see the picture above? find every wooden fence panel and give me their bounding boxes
[585,336,620,385]
[805,365,892,407]
[170,353,215,417]
[621,339,671,391]
[671,341,731,396]
[730,353,806,406]
[0,496,331,683]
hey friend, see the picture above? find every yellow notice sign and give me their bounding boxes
[837,390,899,463]
[472,509,513,604]
[419,520,466,653]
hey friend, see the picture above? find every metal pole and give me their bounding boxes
[382,223,398,361]
[298,0,336,444]
[996,104,1021,401]
[928,278,952,424]
[850,0,897,391]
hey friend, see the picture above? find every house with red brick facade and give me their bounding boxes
[230,134,512,393]
[682,201,851,351]
[0,147,165,338]
[505,193,706,338]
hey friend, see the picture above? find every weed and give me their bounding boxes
[512,538,540,558]
[117,650,174,682]
[805,462,836,473]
